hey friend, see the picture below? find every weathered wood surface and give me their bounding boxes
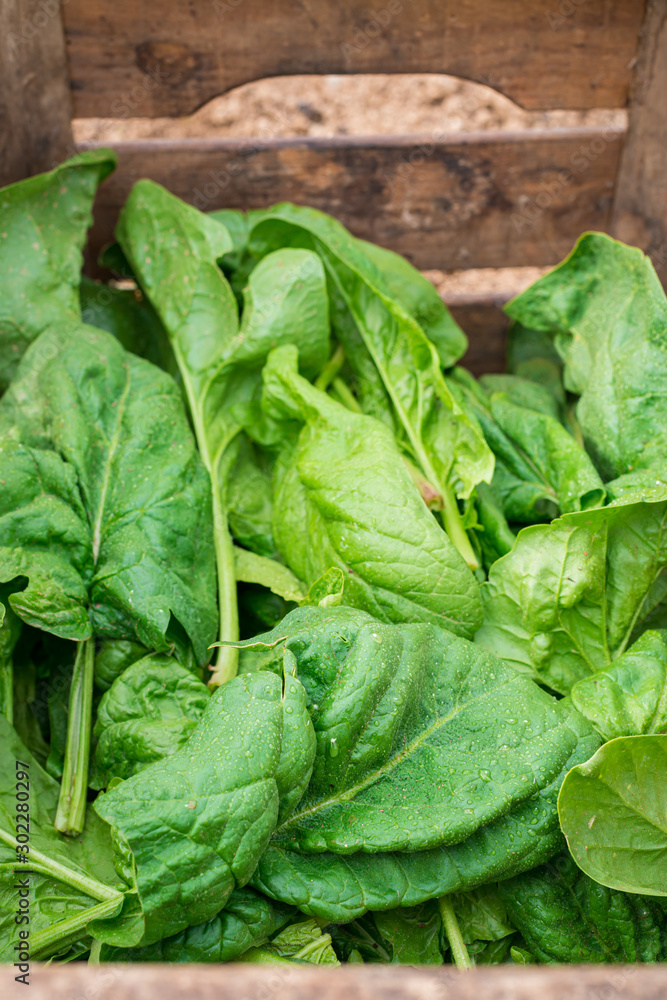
[0,0,74,187]
[79,126,625,274]
[611,0,667,285]
[450,296,509,375]
[12,962,667,1000]
[62,0,644,118]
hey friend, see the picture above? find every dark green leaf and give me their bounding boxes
[0,149,116,391]
[0,324,217,665]
[371,902,443,964]
[498,853,666,962]
[94,668,315,944]
[79,276,174,373]
[91,654,210,786]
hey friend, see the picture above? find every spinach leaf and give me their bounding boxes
[506,322,565,411]
[0,324,216,831]
[225,604,599,921]
[477,496,667,694]
[498,853,666,963]
[116,181,330,685]
[506,233,667,480]
[94,668,315,945]
[353,238,467,369]
[98,887,293,962]
[225,434,278,558]
[262,345,482,636]
[371,903,443,964]
[234,547,306,604]
[94,640,148,692]
[571,630,667,740]
[0,717,127,959]
[450,367,604,523]
[240,917,339,965]
[450,887,515,944]
[248,203,492,568]
[0,149,116,391]
[558,735,667,896]
[79,276,174,374]
[91,655,210,787]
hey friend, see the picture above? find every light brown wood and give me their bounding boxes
[80,126,625,274]
[62,0,644,119]
[0,0,74,187]
[12,962,667,1000]
[611,0,667,285]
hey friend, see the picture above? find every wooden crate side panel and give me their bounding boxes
[18,961,667,1000]
[63,0,645,118]
[0,0,73,187]
[611,0,667,285]
[80,128,624,272]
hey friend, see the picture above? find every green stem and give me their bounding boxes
[438,896,472,969]
[209,488,240,687]
[0,831,122,902]
[31,894,124,962]
[55,638,95,836]
[315,344,345,392]
[330,377,362,413]
[0,656,12,725]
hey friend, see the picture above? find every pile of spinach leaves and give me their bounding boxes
[1,151,666,969]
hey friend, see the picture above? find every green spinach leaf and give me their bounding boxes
[0,149,116,391]
[498,853,666,962]
[477,496,667,694]
[248,203,492,568]
[262,345,482,636]
[506,233,667,480]
[116,181,330,685]
[558,735,667,896]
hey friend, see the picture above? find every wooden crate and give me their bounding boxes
[2,1,667,994]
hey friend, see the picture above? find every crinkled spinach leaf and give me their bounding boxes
[91,655,210,787]
[477,496,667,694]
[94,668,315,945]
[498,852,667,962]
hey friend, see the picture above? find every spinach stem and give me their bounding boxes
[330,377,362,413]
[438,896,472,969]
[55,637,95,836]
[31,894,124,961]
[209,489,240,686]
[315,344,345,392]
[0,656,12,725]
[0,829,122,902]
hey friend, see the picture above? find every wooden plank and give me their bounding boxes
[15,962,667,1000]
[0,0,74,187]
[79,127,625,274]
[611,0,667,285]
[62,0,644,118]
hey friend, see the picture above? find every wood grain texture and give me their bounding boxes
[611,0,667,285]
[12,962,667,1000]
[0,0,74,187]
[79,127,625,273]
[62,0,645,118]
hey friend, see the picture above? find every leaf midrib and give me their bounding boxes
[276,677,540,836]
